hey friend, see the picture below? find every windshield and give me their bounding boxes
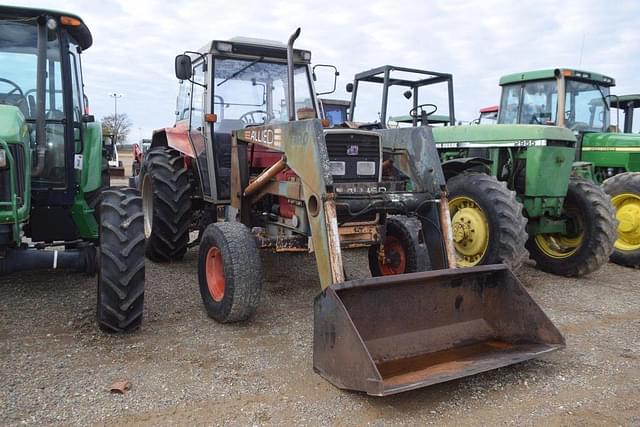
[212,57,315,130]
[499,81,558,125]
[0,18,69,187]
[565,79,609,132]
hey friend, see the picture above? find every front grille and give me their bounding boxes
[0,144,26,206]
[324,131,380,182]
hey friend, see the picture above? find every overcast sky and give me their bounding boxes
[6,0,639,141]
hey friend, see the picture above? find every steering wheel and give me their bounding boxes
[239,110,268,125]
[409,103,438,120]
[0,78,25,98]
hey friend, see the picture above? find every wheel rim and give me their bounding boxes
[205,246,225,302]
[611,192,640,251]
[378,235,406,275]
[449,196,489,267]
[534,206,584,259]
[141,175,153,238]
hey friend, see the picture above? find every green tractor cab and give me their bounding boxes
[498,68,639,268]
[0,6,145,332]
[611,94,640,133]
[348,65,616,276]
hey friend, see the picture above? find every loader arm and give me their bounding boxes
[231,119,345,289]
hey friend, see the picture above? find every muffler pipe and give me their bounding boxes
[287,28,301,122]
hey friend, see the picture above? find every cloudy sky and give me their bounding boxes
[5,0,639,140]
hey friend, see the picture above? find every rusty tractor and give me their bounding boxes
[137,29,564,396]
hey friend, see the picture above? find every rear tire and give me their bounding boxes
[446,172,528,270]
[527,177,616,276]
[97,188,145,333]
[602,172,640,268]
[368,216,428,277]
[198,222,263,323]
[141,148,192,262]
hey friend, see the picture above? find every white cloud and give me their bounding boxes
[3,0,639,139]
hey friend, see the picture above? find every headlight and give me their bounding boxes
[330,161,345,176]
[0,149,7,169]
[356,161,376,176]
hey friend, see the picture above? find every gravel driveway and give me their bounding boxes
[1,248,639,426]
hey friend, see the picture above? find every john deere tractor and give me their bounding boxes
[498,69,638,267]
[347,65,616,276]
[0,6,145,332]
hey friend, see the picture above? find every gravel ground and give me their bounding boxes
[1,246,639,426]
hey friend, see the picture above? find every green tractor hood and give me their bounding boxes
[432,124,576,146]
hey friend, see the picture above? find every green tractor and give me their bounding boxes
[498,69,639,267]
[0,6,145,332]
[347,65,616,276]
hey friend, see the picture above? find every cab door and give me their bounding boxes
[188,61,212,199]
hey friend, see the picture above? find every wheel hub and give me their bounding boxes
[450,203,489,265]
[612,193,640,250]
[141,175,153,238]
[378,236,406,275]
[205,246,225,302]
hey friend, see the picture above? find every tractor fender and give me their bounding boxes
[441,157,492,181]
[150,122,196,158]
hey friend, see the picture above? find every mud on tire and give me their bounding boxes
[97,188,145,332]
[198,222,263,323]
[527,177,617,276]
[602,171,640,268]
[141,148,192,262]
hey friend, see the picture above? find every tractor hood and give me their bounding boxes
[582,132,640,150]
[432,124,576,146]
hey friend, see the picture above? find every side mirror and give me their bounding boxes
[82,114,95,123]
[313,64,339,96]
[346,83,354,93]
[175,54,192,80]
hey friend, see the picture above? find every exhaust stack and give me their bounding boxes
[286,28,301,122]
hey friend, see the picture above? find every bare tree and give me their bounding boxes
[101,113,133,146]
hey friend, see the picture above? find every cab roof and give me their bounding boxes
[197,36,311,63]
[499,68,615,87]
[610,94,640,109]
[0,5,92,50]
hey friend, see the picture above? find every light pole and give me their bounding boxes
[108,92,123,144]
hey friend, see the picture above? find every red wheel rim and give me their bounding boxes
[378,235,406,275]
[205,246,225,302]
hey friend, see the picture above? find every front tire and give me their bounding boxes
[602,172,640,267]
[368,216,428,276]
[527,177,616,276]
[141,148,192,262]
[446,172,528,270]
[97,188,145,332]
[198,222,263,323]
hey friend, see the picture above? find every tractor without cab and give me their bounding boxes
[0,6,145,332]
[138,30,564,396]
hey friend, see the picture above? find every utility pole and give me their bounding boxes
[108,92,123,145]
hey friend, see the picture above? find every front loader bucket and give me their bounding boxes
[313,264,564,396]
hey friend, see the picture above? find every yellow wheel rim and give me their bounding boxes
[449,196,489,267]
[534,205,584,259]
[611,192,640,252]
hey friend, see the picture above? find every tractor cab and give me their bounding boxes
[167,37,320,202]
[610,94,640,133]
[347,65,456,128]
[497,68,615,133]
[0,6,100,243]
